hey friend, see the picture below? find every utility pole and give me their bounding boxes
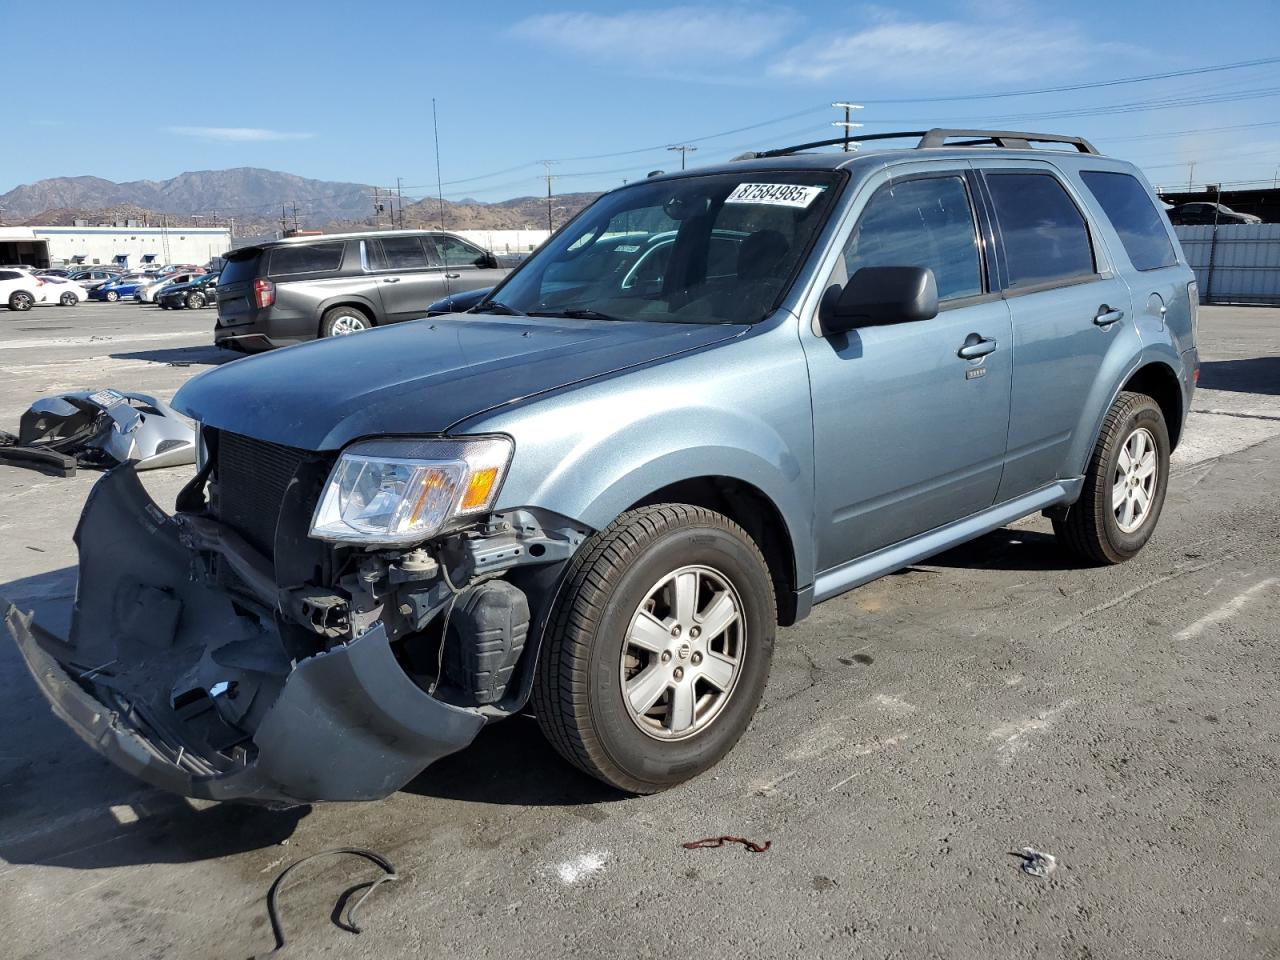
[1187,160,1196,191]
[832,102,864,152]
[291,201,300,232]
[281,205,289,235]
[667,145,697,170]
[396,177,404,229]
[540,161,559,233]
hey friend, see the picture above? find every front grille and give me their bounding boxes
[215,431,310,558]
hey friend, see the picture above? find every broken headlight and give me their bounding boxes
[309,437,513,546]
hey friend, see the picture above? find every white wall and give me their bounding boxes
[31,226,232,268]
[454,229,550,254]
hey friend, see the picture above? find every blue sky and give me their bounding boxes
[6,0,1279,206]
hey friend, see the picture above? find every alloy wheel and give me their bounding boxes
[330,314,368,335]
[620,564,745,741]
[1113,426,1158,533]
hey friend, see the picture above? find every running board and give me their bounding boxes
[813,480,1082,604]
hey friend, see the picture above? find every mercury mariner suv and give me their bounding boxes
[7,129,1198,803]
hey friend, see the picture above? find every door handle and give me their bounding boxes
[1094,304,1124,326]
[957,333,998,359]
[382,277,401,283]
[445,272,461,279]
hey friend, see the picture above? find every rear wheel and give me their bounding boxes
[321,305,372,337]
[534,504,776,793]
[59,292,78,306]
[1053,391,1170,564]
[8,291,34,311]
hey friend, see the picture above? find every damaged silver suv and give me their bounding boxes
[6,129,1199,803]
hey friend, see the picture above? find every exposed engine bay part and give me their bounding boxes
[0,389,196,476]
[3,461,592,804]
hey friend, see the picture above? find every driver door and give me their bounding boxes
[802,169,1013,572]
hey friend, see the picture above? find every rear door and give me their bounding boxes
[215,248,264,325]
[365,235,449,323]
[429,234,508,296]
[975,163,1134,502]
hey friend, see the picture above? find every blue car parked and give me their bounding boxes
[89,274,153,302]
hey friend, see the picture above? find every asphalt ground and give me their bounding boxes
[0,300,1277,959]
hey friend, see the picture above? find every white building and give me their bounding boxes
[0,224,232,270]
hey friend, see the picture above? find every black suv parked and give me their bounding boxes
[214,230,509,351]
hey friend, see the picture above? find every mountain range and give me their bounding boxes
[0,167,599,235]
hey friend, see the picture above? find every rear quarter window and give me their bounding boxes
[1080,171,1178,271]
[267,242,345,278]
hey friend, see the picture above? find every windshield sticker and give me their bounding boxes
[614,244,641,253]
[725,183,825,208]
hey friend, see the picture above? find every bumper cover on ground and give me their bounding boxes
[3,466,486,805]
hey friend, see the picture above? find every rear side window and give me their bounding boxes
[1080,171,1178,271]
[368,236,430,271]
[843,175,983,302]
[0,270,18,280]
[268,242,344,278]
[985,173,1095,288]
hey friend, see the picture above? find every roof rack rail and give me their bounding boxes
[736,127,1098,160]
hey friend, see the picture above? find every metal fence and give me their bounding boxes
[1174,224,1280,305]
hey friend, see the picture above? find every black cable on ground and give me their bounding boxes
[251,847,399,958]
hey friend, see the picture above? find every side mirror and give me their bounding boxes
[476,253,499,269]
[823,266,939,335]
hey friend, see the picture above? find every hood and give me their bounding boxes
[174,315,746,450]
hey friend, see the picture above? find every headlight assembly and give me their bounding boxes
[309,437,513,545]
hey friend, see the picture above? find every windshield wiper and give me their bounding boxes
[529,308,628,323]
[470,299,525,316]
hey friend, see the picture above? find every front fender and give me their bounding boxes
[458,325,816,588]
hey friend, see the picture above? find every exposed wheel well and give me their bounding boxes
[1122,363,1184,449]
[628,477,800,625]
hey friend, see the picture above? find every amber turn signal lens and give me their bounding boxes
[460,467,498,510]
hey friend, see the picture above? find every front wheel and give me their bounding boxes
[185,292,204,309]
[105,290,119,302]
[534,504,776,793]
[1053,391,1170,564]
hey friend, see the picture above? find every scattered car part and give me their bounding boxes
[0,389,196,476]
[682,836,772,853]
[1013,847,1058,878]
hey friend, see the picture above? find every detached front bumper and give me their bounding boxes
[3,466,486,805]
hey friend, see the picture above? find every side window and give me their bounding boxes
[0,270,17,281]
[985,172,1096,288]
[431,235,487,267]
[369,236,430,271]
[268,242,345,277]
[842,175,983,302]
[1080,171,1177,271]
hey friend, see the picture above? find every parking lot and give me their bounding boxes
[1,301,1278,959]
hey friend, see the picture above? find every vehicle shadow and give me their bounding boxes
[1198,357,1280,396]
[109,344,241,367]
[923,528,1081,572]
[401,716,625,807]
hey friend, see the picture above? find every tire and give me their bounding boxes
[105,290,119,302]
[8,291,34,311]
[320,305,372,337]
[59,292,77,306]
[534,503,776,793]
[185,292,204,309]
[1053,391,1170,565]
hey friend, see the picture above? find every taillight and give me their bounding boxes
[253,278,275,309]
[1187,280,1198,346]
[34,277,44,286]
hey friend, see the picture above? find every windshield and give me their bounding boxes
[489,171,841,324]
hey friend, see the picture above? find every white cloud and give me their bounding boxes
[167,126,315,142]
[769,14,1126,84]
[510,5,793,64]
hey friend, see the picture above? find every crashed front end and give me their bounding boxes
[5,428,585,805]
